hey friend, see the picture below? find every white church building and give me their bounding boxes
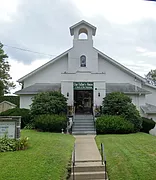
[16,20,156,134]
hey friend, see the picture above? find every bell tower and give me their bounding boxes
[68,20,98,73]
[70,20,96,47]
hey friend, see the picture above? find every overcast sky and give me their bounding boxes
[0,0,156,93]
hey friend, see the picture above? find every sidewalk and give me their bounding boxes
[74,135,101,163]
[69,135,107,179]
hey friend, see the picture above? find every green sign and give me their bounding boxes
[73,82,93,90]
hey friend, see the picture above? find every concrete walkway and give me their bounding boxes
[74,135,101,163]
[69,135,107,179]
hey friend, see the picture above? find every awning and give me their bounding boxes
[106,83,151,95]
[140,103,156,114]
[15,83,61,95]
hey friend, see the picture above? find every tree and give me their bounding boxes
[102,92,142,132]
[145,69,156,86]
[0,42,15,95]
[30,91,67,116]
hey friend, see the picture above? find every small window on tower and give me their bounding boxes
[80,55,86,67]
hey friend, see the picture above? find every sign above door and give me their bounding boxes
[73,82,93,90]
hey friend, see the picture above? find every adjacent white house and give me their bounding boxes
[15,20,156,134]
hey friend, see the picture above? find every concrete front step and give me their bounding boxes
[74,120,94,123]
[72,128,95,131]
[72,131,96,135]
[72,165,105,173]
[74,115,93,117]
[73,125,94,128]
[73,127,95,130]
[70,171,106,180]
[74,121,94,124]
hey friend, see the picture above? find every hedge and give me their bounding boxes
[96,115,134,134]
[141,117,155,133]
[34,114,67,132]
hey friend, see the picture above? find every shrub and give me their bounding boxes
[34,114,67,132]
[0,108,31,128]
[96,115,134,134]
[16,137,29,150]
[102,92,142,132]
[30,91,67,116]
[0,134,29,152]
[141,117,155,133]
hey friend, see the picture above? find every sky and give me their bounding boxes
[0,0,156,93]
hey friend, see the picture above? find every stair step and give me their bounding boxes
[74,116,94,120]
[72,165,105,172]
[74,120,94,122]
[74,122,94,124]
[70,171,106,180]
[72,131,96,135]
[73,124,94,127]
[73,128,95,131]
[73,127,95,129]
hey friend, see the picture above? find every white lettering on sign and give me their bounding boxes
[0,121,15,139]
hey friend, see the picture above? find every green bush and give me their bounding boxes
[30,91,67,116]
[141,117,155,133]
[0,134,29,152]
[102,92,142,132]
[0,108,31,128]
[34,114,67,132]
[96,115,134,134]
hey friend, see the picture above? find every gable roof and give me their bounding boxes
[106,83,151,94]
[70,20,97,36]
[0,101,16,107]
[17,48,71,83]
[141,103,156,114]
[144,83,156,89]
[18,46,146,83]
[95,48,146,82]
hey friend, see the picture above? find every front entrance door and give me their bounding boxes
[74,90,93,114]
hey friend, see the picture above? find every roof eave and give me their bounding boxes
[106,92,150,95]
[144,83,156,89]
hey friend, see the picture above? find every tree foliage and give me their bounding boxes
[102,92,142,132]
[30,91,67,116]
[145,69,156,86]
[0,42,15,95]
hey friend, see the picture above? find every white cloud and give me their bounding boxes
[136,47,156,58]
[74,0,156,24]
[0,0,19,22]
[136,47,147,53]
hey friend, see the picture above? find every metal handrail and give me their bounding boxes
[72,143,76,180]
[101,143,107,180]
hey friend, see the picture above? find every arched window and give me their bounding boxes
[78,28,88,39]
[80,55,86,67]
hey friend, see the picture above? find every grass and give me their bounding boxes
[96,133,156,180]
[0,130,75,180]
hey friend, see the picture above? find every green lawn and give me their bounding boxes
[96,133,156,180]
[0,130,74,180]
